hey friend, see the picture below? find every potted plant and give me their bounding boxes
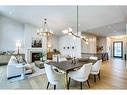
[39,52,45,62]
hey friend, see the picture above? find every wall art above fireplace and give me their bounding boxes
[31,37,42,48]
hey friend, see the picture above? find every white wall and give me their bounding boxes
[81,33,96,53]
[58,34,81,58]
[0,15,24,53]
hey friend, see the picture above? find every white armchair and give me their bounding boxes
[7,56,33,79]
[68,63,92,89]
[44,63,64,90]
[90,60,102,82]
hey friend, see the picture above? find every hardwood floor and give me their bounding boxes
[0,58,127,89]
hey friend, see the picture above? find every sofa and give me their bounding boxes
[7,56,33,79]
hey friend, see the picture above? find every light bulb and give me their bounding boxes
[83,36,86,39]
[16,41,21,47]
[80,36,83,39]
[62,30,68,34]
[69,27,72,32]
[86,42,88,44]
[68,32,72,35]
[73,36,76,39]
[48,44,51,48]
[86,39,88,41]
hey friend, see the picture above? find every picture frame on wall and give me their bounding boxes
[31,37,42,48]
[72,46,75,49]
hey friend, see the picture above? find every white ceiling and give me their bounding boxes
[0,6,127,37]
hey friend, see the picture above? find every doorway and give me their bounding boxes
[113,41,123,58]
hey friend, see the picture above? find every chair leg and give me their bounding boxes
[68,77,71,89]
[80,82,82,90]
[87,80,90,88]
[46,82,50,89]
[98,72,101,80]
[94,75,96,82]
[54,85,56,90]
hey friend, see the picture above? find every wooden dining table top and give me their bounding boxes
[47,58,97,72]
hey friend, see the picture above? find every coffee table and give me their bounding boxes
[34,61,45,69]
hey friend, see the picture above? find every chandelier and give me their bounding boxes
[37,18,53,36]
[36,18,53,52]
[62,6,88,44]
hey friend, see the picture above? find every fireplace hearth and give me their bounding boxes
[32,53,41,62]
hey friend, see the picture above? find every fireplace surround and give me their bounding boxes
[27,48,44,63]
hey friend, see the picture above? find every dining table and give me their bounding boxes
[47,58,97,89]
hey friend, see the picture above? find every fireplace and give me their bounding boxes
[31,52,41,62]
[27,48,44,63]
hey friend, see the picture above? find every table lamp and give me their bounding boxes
[16,41,21,55]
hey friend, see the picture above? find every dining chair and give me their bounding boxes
[44,63,64,90]
[68,63,92,89]
[89,56,98,60]
[90,60,102,82]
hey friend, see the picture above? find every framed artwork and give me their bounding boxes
[72,46,75,49]
[67,47,69,49]
[32,37,42,48]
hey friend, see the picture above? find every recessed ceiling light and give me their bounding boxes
[78,24,80,26]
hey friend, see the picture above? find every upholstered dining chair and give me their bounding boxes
[90,60,102,82]
[89,56,98,60]
[68,63,92,89]
[44,63,64,90]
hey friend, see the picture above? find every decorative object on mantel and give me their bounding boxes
[53,49,60,53]
[36,18,53,57]
[62,6,88,44]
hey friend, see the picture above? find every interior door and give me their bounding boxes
[113,41,123,58]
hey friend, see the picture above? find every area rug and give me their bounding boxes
[9,63,45,83]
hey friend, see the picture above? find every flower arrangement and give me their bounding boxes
[38,51,46,62]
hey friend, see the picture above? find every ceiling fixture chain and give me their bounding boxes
[62,6,88,44]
